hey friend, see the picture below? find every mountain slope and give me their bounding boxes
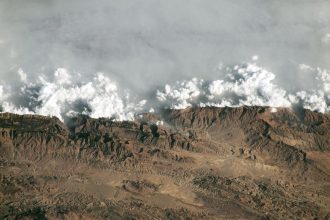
[1,107,330,219]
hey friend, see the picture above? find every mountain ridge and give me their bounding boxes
[1,106,330,219]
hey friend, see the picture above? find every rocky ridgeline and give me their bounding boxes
[1,106,330,172]
[1,107,330,219]
[0,112,194,166]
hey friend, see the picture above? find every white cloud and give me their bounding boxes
[1,102,33,115]
[0,86,3,102]
[157,62,292,109]
[18,68,27,83]
[1,69,147,121]
[295,91,329,113]
[54,68,71,85]
[157,78,204,109]
[1,61,330,120]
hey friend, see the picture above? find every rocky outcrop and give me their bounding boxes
[1,106,330,170]
[1,107,330,219]
[164,106,330,169]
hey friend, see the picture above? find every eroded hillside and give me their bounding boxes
[0,107,330,219]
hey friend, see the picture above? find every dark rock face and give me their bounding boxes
[0,107,330,219]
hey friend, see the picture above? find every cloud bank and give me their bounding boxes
[0,69,146,121]
[157,60,330,113]
[0,1,329,120]
[1,59,330,121]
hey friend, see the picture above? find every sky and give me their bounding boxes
[0,0,330,120]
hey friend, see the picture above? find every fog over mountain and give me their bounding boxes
[0,0,330,120]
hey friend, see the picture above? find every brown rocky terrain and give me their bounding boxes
[0,106,330,219]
